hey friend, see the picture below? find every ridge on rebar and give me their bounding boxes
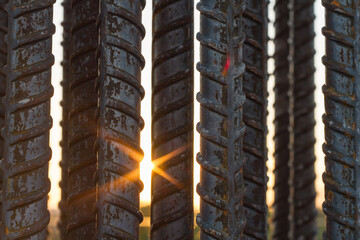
[1,0,55,239]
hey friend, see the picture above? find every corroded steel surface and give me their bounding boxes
[58,0,71,238]
[242,1,268,239]
[66,0,98,238]
[95,0,146,238]
[1,0,55,239]
[322,0,360,239]
[273,0,317,239]
[0,0,6,233]
[196,0,246,239]
[151,0,194,239]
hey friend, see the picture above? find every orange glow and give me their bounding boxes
[152,145,188,167]
[151,145,189,189]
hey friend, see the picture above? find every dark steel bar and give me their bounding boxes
[0,0,6,232]
[66,0,98,238]
[287,0,295,238]
[0,0,55,239]
[58,0,71,239]
[95,0,145,238]
[273,0,317,239]
[242,1,268,239]
[151,0,194,238]
[196,0,246,239]
[322,0,360,239]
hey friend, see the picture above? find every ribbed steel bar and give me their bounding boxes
[0,0,6,232]
[196,0,246,239]
[66,0,98,238]
[322,0,360,239]
[58,0,71,238]
[287,0,295,238]
[242,1,268,239]
[0,0,55,239]
[95,0,145,238]
[273,0,317,239]
[151,0,194,239]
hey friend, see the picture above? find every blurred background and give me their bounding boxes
[47,0,326,239]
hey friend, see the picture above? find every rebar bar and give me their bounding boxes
[0,0,6,232]
[0,0,55,239]
[242,1,268,239]
[287,0,295,238]
[273,0,317,239]
[95,0,146,238]
[58,0,71,239]
[66,0,98,238]
[151,0,194,239]
[322,0,360,239]
[196,0,246,239]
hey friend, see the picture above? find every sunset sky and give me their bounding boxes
[48,1,326,211]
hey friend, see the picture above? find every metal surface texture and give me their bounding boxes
[66,0,98,238]
[322,0,360,239]
[196,0,246,239]
[151,0,194,239]
[242,1,268,239]
[58,0,71,238]
[95,0,146,238]
[0,0,6,232]
[273,0,317,239]
[0,0,55,239]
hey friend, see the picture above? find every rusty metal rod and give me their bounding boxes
[95,0,146,238]
[273,0,317,239]
[0,0,6,232]
[196,0,246,239]
[58,0,71,239]
[322,0,360,239]
[151,0,194,238]
[242,1,268,239]
[1,0,55,239]
[66,0,98,238]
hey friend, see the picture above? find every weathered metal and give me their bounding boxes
[1,0,55,239]
[151,0,194,239]
[322,0,360,239]
[66,0,98,238]
[242,1,268,239]
[58,0,71,239]
[95,0,146,238]
[196,0,246,239]
[0,0,6,233]
[273,0,317,239]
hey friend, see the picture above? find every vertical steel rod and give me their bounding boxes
[1,0,55,239]
[95,0,146,238]
[58,0,71,239]
[322,0,360,239]
[242,1,268,239]
[66,0,98,238]
[273,0,317,239]
[0,0,6,233]
[196,0,246,239]
[287,0,295,238]
[151,0,194,238]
